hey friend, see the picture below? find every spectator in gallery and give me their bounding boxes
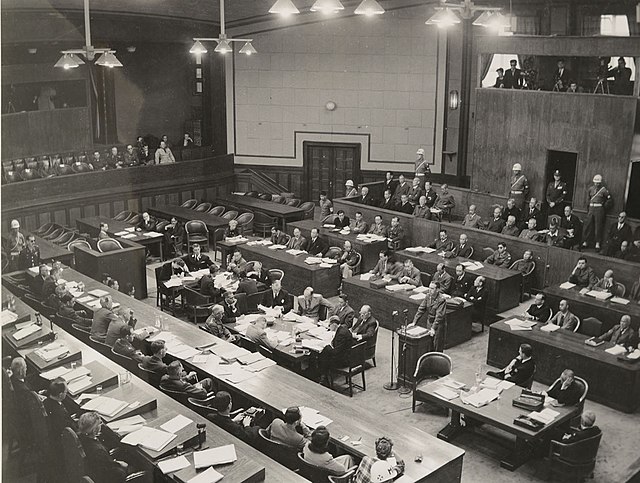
[155,140,176,164]
[183,132,194,147]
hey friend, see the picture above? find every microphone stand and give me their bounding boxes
[398,309,411,395]
[383,310,398,390]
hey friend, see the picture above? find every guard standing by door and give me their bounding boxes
[545,169,568,218]
[508,163,529,210]
[415,148,430,190]
[582,174,612,251]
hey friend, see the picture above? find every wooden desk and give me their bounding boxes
[1,288,298,482]
[235,242,341,297]
[487,320,640,413]
[10,268,465,483]
[396,249,522,314]
[543,284,640,332]
[287,219,387,272]
[416,367,579,470]
[148,205,229,236]
[76,216,164,260]
[342,277,473,350]
[34,235,75,266]
[219,194,305,229]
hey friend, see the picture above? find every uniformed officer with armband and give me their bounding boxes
[582,174,612,251]
[415,148,431,190]
[508,163,529,210]
[545,170,568,217]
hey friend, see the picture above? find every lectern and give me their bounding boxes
[397,329,432,387]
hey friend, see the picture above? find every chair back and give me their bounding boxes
[236,212,255,234]
[324,246,342,259]
[352,251,362,275]
[268,269,284,282]
[35,222,56,235]
[413,352,452,383]
[68,239,92,251]
[114,210,133,221]
[208,206,226,216]
[299,202,316,219]
[26,390,51,455]
[573,376,589,408]
[110,348,138,372]
[482,247,495,258]
[467,246,474,258]
[185,220,209,236]
[259,194,273,201]
[187,395,216,416]
[364,321,379,362]
[245,191,260,198]
[55,231,75,246]
[614,282,626,298]
[97,238,123,252]
[127,214,142,225]
[181,199,198,209]
[579,317,603,337]
[156,220,170,231]
[551,432,602,466]
[420,272,432,287]
[159,383,190,405]
[61,427,86,483]
[222,210,238,221]
[247,290,269,312]
[346,340,367,369]
[194,202,212,212]
[285,199,301,207]
[273,196,287,204]
[137,363,162,385]
[43,227,65,240]
[297,452,334,482]
[257,428,299,470]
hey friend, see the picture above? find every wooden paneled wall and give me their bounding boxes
[1,107,92,159]
[473,89,637,214]
[1,157,234,234]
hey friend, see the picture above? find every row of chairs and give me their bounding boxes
[33,222,89,251]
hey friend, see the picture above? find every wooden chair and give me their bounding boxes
[257,428,299,470]
[43,227,65,240]
[236,212,255,234]
[34,222,56,236]
[297,452,346,482]
[614,282,626,298]
[258,194,273,201]
[330,341,367,397]
[324,246,342,259]
[127,214,142,225]
[208,206,226,216]
[268,269,284,282]
[253,212,278,237]
[114,210,133,221]
[180,199,198,209]
[97,238,123,252]
[54,231,76,246]
[509,258,536,301]
[285,198,301,207]
[68,239,92,252]
[185,220,210,252]
[194,202,212,212]
[547,432,602,482]
[110,348,138,373]
[299,202,316,219]
[364,320,378,367]
[245,191,260,198]
[578,317,602,338]
[137,363,162,386]
[182,286,213,323]
[222,210,238,221]
[412,352,452,412]
[351,252,362,276]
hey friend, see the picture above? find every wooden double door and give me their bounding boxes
[303,142,360,202]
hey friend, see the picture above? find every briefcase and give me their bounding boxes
[370,279,388,289]
[513,415,545,432]
[512,389,544,411]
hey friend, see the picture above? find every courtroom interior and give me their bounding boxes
[2,1,640,482]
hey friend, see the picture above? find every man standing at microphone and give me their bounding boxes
[408,281,446,352]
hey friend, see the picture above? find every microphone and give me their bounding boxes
[402,309,409,314]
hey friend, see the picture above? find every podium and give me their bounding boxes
[397,328,432,387]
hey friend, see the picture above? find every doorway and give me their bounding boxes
[545,150,578,205]
[303,142,361,202]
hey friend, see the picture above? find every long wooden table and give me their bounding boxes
[219,194,305,229]
[1,288,301,483]
[396,249,522,314]
[543,284,640,333]
[235,241,341,297]
[76,215,164,260]
[416,367,579,471]
[7,267,465,482]
[342,277,473,350]
[147,205,229,236]
[287,219,387,272]
[487,319,640,413]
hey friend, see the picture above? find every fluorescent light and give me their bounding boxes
[214,39,232,54]
[354,0,384,15]
[239,42,257,55]
[472,11,494,27]
[95,51,123,68]
[189,40,208,55]
[54,53,81,69]
[269,0,299,16]
[310,0,344,14]
[485,12,510,31]
[425,8,460,28]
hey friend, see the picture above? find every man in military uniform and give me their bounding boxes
[545,170,568,218]
[415,148,431,189]
[508,163,529,210]
[387,217,405,251]
[582,174,612,251]
[408,281,447,352]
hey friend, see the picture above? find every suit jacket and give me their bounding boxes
[287,236,308,250]
[432,271,453,293]
[297,294,333,320]
[561,426,601,444]
[262,289,293,313]
[397,266,421,286]
[503,68,523,89]
[547,379,582,406]
[358,194,376,206]
[568,267,597,289]
[91,308,118,340]
[327,304,355,327]
[113,338,144,362]
[246,324,278,349]
[200,274,219,298]
[271,232,288,245]
[42,277,57,299]
[183,253,213,271]
[141,355,168,374]
[407,186,423,205]
[526,303,552,322]
[597,324,635,346]
[466,286,487,320]
[412,293,446,331]
[504,357,535,386]
[17,246,40,269]
[237,278,258,295]
[333,216,351,229]
[485,250,512,268]
[160,374,208,399]
[44,397,77,438]
[392,182,411,202]
[368,222,388,237]
[383,179,398,195]
[79,435,127,483]
[413,205,431,219]
[371,259,394,277]
[606,222,633,246]
[461,213,482,229]
[159,262,186,282]
[501,225,521,237]
[503,206,522,224]
[428,238,454,252]
[397,202,414,214]
[249,269,271,287]
[352,219,369,234]
[446,243,472,259]
[137,219,156,231]
[523,207,544,229]
[379,198,396,211]
[553,68,570,91]
[451,275,471,297]
[351,315,377,340]
[221,298,247,323]
[486,217,506,233]
[307,237,328,256]
[208,412,253,443]
[330,325,355,357]
[560,214,583,241]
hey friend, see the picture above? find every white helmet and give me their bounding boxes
[593,174,602,183]
[512,163,522,171]
[416,148,425,155]
[369,460,397,482]
[345,179,354,187]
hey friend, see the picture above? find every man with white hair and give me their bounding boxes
[461,205,482,228]
[351,305,378,341]
[555,411,600,444]
[246,316,278,349]
[297,287,334,321]
[91,295,118,341]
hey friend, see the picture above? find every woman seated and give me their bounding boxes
[303,426,353,476]
[77,412,129,483]
[354,436,405,483]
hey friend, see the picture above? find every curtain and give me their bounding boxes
[627,13,640,36]
[479,53,494,83]
[515,16,540,35]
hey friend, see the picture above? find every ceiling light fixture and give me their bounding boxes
[354,0,385,16]
[191,0,256,56]
[269,0,300,16]
[54,0,122,68]
[310,0,345,14]
[426,0,503,29]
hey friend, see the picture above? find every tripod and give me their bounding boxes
[383,311,399,390]
[593,78,610,94]
[398,309,411,395]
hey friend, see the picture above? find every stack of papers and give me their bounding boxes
[323,224,336,228]
[610,297,630,305]
[409,293,426,301]
[540,324,561,332]
[626,349,640,360]
[212,344,250,361]
[246,358,276,372]
[268,244,287,250]
[86,299,103,308]
[360,273,374,281]
[237,352,265,365]
[225,236,248,243]
[143,231,163,238]
[529,408,560,425]
[461,388,500,408]
[1,310,18,326]
[121,427,177,452]
[160,414,193,433]
[504,318,536,331]
[115,230,129,236]
[301,339,328,352]
[304,257,322,265]
[286,249,305,256]
[158,455,191,475]
[188,467,224,483]
[13,324,41,340]
[81,396,129,417]
[121,233,137,239]
[298,407,333,428]
[40,366,72,380]
[320,258,337,264]
[124,227,136,232]
[559,282,576,289]
[587,290,612,300]
[247,239,272,246]
[34,343,69,361]
[605,345,627,356]
[88,289,109,297]
[168,344,201,360]
[406,326,428,337]
[442,378,466,390]
[386,284,414,292]
[107,415,146,435]
[61,366,91,382]
[68,376,94,396]
[479,377,501,389]
[434,387,459,400]
[164,278,184,288]
[465,262,484,271]
[194,444,237,468]
[318,263,334,268]
[77,295,95,303]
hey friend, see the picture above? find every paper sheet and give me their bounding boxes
[67,376,94,395]
[610,297,630,305]
[158,455,191,474]
[1,310,18,326]
[121,427,177,452]
[540,324,561,332]
[40,366,72,380]
[160,414,193,434]
[559,282,576,289]
[107,415,146,429]
[88,289,109,297]
[13,324,41,340]
[605,345,627,356]
[77,295,95,303]
[434,387,459,400]
[188,467,224,483]
[194,444,237,468]
[360,273,373,281]
[81,396,128,417]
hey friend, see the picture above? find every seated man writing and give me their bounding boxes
[160,361,215,400]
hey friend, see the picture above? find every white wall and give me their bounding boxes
[228,5,442,171]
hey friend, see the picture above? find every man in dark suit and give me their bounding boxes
[307,228,328,256]
[183,243,213,271]
[325,293,355,327]
[423,181,438,208]
[91,295,118,341]
[555,411,601,444]
[358,186,375,206]
[270,227,288,245]
[502,198,522,226]
[379,190,396,211]
[142,340,170,374]
[607,57,632,95]
[160,361,214,400]
[466,276,487,325]
[544,369,583,406]
[487,207,506,233]
[247,261,271,287]
[603,211,633,256]
[450,265,471,298]
[77,412,128,483]
[163,217,184,256]
[503,59,523,89]
[159,258,189,281]
[596,315,635,348]
[286,228,308,250]
[445,234,473,259]
[261,279,292,313]
[396,194,414,214]
[487,343,535,387]
[351,305,377,342]
[407,178,423,206]
[207,391,259,443]
[559,205,583,249]
[221,291,247,323]
[236,275,258,296]
[200,264,220,298]
[523,198,544,231]
[493,68,505,88]
[409,281,447,352]
[383,171,398,196]
[136,212,156,232]
[392,175,411,204]
[44,378,78,439]
[333,211,351,230]
[318,315,356,385]
[552,58,570,91]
